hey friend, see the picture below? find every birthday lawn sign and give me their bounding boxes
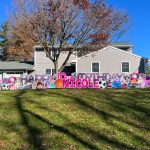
[0,72,150,91]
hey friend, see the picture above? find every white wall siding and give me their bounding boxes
[77,47,144,74]
[32,50,76,75]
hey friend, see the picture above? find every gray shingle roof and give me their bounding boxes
[0,61,34,70]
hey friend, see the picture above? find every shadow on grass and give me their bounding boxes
[14,90,100,150]
[15,90,45,150]
[106,90,150,130]
[13,89,150,149]
[46,90,150,146]
[24,109,135,150]
[45,90,150,130]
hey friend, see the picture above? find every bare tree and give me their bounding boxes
[73,0,89,9]
[8,0,128,72]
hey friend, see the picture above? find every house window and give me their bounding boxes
[122,62,129,73]
[51,48,58,58]
[46,69,51,75]
[92,62,100,73]
[46,48,58,59]
[51,69,56,75]
[45,69,56,75]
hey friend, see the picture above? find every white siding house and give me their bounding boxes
[0,44,148,79]
[72,46,147,74]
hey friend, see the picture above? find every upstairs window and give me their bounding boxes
[51,48,58,58]
[46,48,58,59]
[92,62,100,73]
[122,62,129,73]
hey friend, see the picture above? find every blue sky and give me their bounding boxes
[107,0,150,58]
[0,0,150,58]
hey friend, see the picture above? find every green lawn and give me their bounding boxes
[0,89,150,150]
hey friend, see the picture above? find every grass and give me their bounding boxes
[0,89,150,150]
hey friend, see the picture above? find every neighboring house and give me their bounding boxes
[0,43,149,80]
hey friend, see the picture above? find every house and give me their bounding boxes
[0,44,149,80]
[33,44,148,75]
[73,45,148,74]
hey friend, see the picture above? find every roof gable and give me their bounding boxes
[72,46,144,62]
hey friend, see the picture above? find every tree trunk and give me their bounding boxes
[54,61,58,74]
[58,51,72,72]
